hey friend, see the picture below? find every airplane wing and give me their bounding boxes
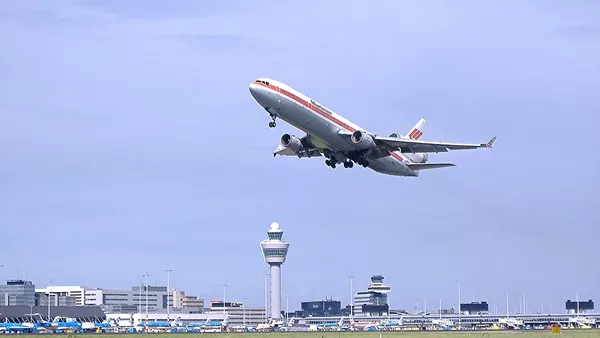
[375,135,496,153]
[273,133,323,158]
[406,163,456,170]
[273,146,322,158]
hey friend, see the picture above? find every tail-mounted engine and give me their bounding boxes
[405,153,428,163]
[388,132,428,162]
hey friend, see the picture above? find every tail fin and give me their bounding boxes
[406,118,426,140]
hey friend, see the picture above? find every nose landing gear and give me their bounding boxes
[268,114,277,128]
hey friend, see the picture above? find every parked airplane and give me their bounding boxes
[249,78,495,176]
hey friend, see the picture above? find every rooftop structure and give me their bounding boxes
[353,275,391,317]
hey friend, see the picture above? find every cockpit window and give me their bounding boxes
[255,80,270,86]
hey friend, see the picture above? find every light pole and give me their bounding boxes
[457,279,461,329]
[286,295,289,325]
[506,292,509,318]
[0,264,3,315]
[263,272,268,324]
[166,269,172,322]
[222,284,227,315]
[439,295,442,319]
[47,279,52,321]
[349,275,354,319]
[143,273,150,332]
[138,281,142,324]
[243,297,246,327]
[424,297,427,314]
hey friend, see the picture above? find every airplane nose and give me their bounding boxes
[249,83,270,107]
[249,83,259,96]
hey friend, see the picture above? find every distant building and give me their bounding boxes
[300,299,343,317]
[173,290,204,310]
[353,275,391,316]
[207,300,266,327]
[35,286,86,306]
[0,280,35,306]
[566,299,594,313]
[84,286,204,314]
[35,293,77,306]
[460,301,489,315]
[0,305,105,322]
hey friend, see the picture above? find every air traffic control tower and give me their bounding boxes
[260,222,289,322]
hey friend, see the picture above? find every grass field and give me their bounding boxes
[10,331,600,338]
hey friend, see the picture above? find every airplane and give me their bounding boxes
[249,78,496,176]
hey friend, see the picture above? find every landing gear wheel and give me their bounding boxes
[268,114,277,128]
[325,159,338,169]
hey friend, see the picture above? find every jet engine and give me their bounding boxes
[388,132,428,162]
[280,133,303,153]
[413,153,428,163]
[351,130,376,149]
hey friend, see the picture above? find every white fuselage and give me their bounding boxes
[249,78,418,176]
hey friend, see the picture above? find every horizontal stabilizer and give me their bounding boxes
[406,163,456,170]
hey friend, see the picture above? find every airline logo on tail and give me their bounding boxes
[407,118,427,140]
[408,128,423,139]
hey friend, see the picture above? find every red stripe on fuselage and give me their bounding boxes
[255,82,404,162]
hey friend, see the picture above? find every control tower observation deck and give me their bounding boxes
[260,222,289,322]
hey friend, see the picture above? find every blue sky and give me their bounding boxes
[1,0,599,313]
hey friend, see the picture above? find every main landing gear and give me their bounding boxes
[356,158,370,167]
[324,150,370,169]
[325,157,354,169]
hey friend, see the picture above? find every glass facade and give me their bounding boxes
[566,300,594,311]
[0,280,35,306]
[262,248,287,256]
[301,300,343,317]
[267,233,282,240]
[461,301,489,313]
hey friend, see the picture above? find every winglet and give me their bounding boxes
[482,136,497,148]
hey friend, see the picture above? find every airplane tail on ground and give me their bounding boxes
[406,118,426,140]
